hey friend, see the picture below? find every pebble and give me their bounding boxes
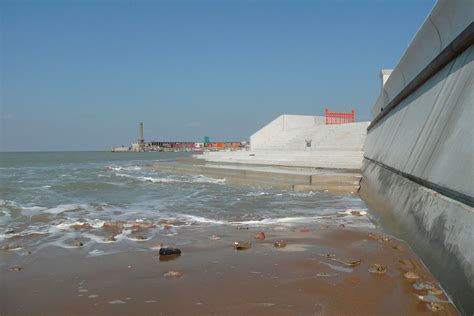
[0,244,21,251]
[159,247,182,256]
[319,253,336,258]
[8,266,22,272]
[273,240,287,248]
[255,232,265,240]
[413,281,435,291]
[426,302,444,312]
[163,270,182,278]
[404,271,420,280]
[233,241,251,250]
[368,264,386,274]
[332,257,361,267]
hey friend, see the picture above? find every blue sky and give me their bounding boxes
[1,0,435,151]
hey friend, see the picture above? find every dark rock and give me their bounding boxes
[159,247,181,256]
[233,241,251,250]
[5,230,15,234]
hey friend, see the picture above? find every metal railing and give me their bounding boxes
[325,107,355,125]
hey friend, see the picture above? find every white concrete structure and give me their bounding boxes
[195,114,369,169]
[361,0,473,312]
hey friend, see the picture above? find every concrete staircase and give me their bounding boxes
[195,121,369,170]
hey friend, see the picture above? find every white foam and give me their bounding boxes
[44,204,86,215]
[338,209,367,216]
[108,165,142,171]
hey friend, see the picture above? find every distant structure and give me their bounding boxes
[112,123,245,152]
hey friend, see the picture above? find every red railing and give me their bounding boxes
[325,106,355,125]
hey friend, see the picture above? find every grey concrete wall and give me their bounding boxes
[372,0,474,117]
[361,1,474,312]
[365,45,473,198]
[360,160,474,313]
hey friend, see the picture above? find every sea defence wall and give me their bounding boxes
[360,0,473,312]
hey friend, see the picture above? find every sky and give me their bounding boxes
[1,0,436,151]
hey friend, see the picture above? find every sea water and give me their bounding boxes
[0,151,372,255]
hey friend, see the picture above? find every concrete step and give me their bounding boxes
[293,184,359,194]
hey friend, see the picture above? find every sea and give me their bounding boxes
[0,151,373,255]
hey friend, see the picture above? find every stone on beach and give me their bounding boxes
[332,257,361,267]
[255,232,265,240]
[368,264,386,274]
[159,247,182,256]
[404,271,420,280]
[233,241,251,250]
[0,244,22,251]
[426,302,444,312]
[273,240,287,248]
[8,266,22,272]
[163,270,182,278]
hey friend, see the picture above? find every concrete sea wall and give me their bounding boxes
[361,0,473,312]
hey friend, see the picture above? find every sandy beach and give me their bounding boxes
[2,222,458,315]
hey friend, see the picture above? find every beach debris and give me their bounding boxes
[236,226,249,230]
[332,257,361,267]
[209,235,221,240]
[404,271,420,280]
[255,232,266,240]
[0,244,21,251]
[316,272,338,277]
[426,302,444,312]
[8,266,22,272]
[368,264,387,274]
[350,210,362,216]
[163,270,182,278]
[319,253,336,258]
[413,281,435,291]
[233,241,251,250]
[159,247,182,256]
[273,240,287,248]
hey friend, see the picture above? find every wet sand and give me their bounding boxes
[1,224,458,315]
